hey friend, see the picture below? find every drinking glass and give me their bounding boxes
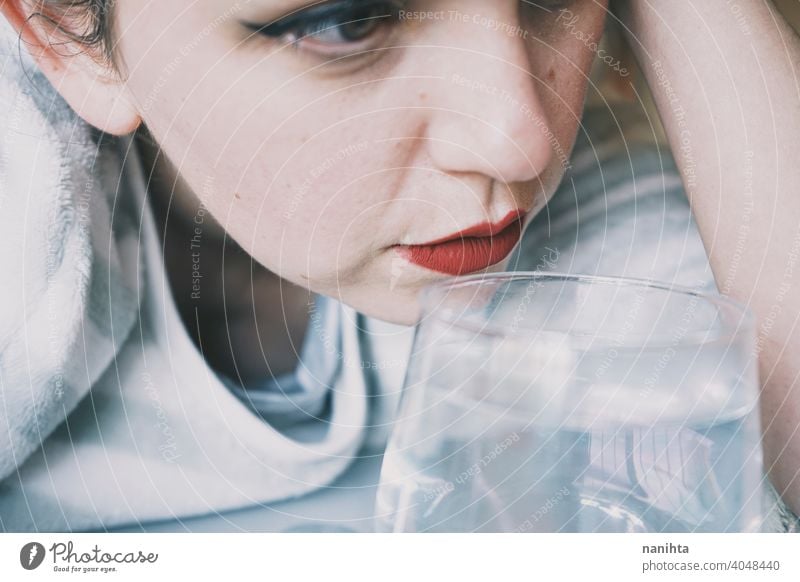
[375,272,765,532]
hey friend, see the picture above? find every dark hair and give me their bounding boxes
[27,0,116,68]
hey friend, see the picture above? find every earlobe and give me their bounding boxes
[52,66,142,136]
[0,0,142,136]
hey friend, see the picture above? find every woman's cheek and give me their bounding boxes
[528,29,605,191]
[226,149,384,284]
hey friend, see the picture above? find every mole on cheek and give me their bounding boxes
[546,67,556,83]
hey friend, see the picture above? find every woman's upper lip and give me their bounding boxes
[407,209,527,246]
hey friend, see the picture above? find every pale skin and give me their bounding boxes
[3,0,603,374]
[1,1,798,514]
[616,0,800,517]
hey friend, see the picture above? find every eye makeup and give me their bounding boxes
[241,0,408,53]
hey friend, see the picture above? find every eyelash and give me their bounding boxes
[244,0,579,60]
[244,0,407,54]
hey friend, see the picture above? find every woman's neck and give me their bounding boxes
[135,128,311,387]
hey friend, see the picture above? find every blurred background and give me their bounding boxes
[593,0,800,140]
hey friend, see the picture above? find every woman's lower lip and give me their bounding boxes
[396,217,524,276]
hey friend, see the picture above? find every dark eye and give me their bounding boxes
[244,0,406,58]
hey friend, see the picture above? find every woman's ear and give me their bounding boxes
[1,0,141,135]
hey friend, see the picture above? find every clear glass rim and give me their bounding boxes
[418,271,756,349]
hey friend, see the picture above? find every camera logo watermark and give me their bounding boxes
[19,542,46,570]
[16,540,159,574]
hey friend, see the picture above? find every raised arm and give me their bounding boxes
[615,0,800,515]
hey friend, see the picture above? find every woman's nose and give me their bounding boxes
[423,28,555,184]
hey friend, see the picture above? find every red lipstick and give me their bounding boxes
[396,209,525,276]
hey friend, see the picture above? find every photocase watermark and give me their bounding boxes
[44,190,92,401]
[720,149,755,295]
[514,486,572,532]
[389,255,407,291]
[399,9,530,39]
[19,542,46,571]
[509,246,561,333]
[594,289,646,380]
[142,371,182,463]
[639,281,704,399]
[398,9,447,22]
[420,432,521,503]
[754,222,800,357]
[451,73,574,171]
[142,2,249,113]
[450,10,531,39]
[726,0,752,37]
[189,187,212,301]
[556,9,630,77]
[305,296,405,371]
[20,540,158,574]
[284,140,369,222]
[651,60,697,195]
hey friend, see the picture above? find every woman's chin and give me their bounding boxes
[337,261,516,327]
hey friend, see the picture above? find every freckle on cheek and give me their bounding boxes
[546,68,556,83]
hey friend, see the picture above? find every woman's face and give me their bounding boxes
[113,0,607,324]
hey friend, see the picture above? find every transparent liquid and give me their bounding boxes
[375,383,765,533]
